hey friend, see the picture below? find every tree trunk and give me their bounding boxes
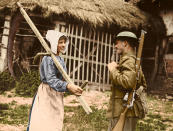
[7,12,23,78]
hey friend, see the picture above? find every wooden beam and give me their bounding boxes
[73,25,78,82]
[77,26,83,85]
[82,29,87,83]
[99,32,104,89]
[108,34,112,84]
[150,45,159,85]
[68,24,74,76]
[103,33,107,86]
[96,31,99,89]
[91,31,96,84]
[87,30,92,82]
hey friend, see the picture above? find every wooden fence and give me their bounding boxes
[58,24,114,90]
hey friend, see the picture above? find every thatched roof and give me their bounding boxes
[128,0,140,5]
[0,0,166,39]
[0,0,148,29]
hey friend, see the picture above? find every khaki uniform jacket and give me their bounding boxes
[107,51,147,118]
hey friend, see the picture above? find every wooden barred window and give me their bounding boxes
[57,23,114,91]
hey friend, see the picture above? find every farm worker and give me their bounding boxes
[27,30,83,131]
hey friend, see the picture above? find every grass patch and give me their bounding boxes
[70,99,78,104]
[0,70,40,97]
[0,92,172,131]
[63,105,170,131]
[0,71,15,94]
[0,102,30,126]
[136,113,166,131]
[136,95,173,131]
[165,101,173,113]
[15,70,40,97]
[0,103,171,131]
[63,106,108,131]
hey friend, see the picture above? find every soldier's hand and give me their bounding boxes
[67,84,83,96]
[108,62,118,72]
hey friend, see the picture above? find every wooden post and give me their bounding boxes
[103,33,108,87]
[100,32,104,90]
[96,31,99,90]
[158,38,168,76]
[82,29,87,84]
[150,45,159,86]
[78,27,83,85]
[0,15,11,72]
[65,23,70,68]
[87,30,92,82]
[73,25,78,82]
[91,31,96,84]
[69,24,74,75]
[108,34,112,85]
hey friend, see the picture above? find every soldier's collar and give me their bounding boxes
[122,51,136,57]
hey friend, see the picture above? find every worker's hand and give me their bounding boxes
[107,61,118,72]
[67,84,83,96]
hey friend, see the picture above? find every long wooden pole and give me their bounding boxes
[16,2,92,114]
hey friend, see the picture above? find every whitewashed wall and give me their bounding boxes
[0,15,11,72]
[160,10,173,36]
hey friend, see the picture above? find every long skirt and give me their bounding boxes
[27,83,64,131]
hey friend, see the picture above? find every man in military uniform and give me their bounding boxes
[107,31,147,131]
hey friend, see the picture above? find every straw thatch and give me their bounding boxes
[0,0,166,37]
[128,0,141,5]
[0,0,148,29]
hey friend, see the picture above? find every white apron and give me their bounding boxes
[28,83,64,131]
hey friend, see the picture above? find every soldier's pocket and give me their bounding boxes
[134,100,145,119]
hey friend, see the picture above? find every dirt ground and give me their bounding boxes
[0,124,25,131]
[0,90,173,131]
[0,90,109,131]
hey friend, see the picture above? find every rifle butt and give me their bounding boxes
[112,108,128,131]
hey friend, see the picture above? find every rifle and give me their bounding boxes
[16,2,92,114]
[112,30,146,131]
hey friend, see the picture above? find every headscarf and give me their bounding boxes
[46,30,69,54]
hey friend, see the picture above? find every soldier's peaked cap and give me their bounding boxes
[116,31,137,39]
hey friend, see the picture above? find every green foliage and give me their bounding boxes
[63,106,108,131]
[0,70,40,97]
[0,71,15,94]
[15,70,40,97]
[0,102,29,125]
[0,102,172,130]
[165,101,173,113]
[136,114,166,131]
[0,103,9,110]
